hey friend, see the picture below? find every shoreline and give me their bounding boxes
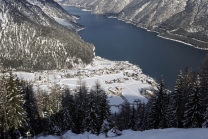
[76,27,85,32]
[158,35,193,47]
[157,35,208,50]
[116,17,208,51]
[65,5,208,51]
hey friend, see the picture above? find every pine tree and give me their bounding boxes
[100,120,110,137]
[0,98,4,138]
[141,99,153,130]
[73,79,88,134]
[110,113,122,137]
[35,89,50,136]
[50,113,62,135]
[85,91,98,134]
[91,80,103,106]
[166,95,175,128]
[47,85,63,134]
[136,102,145,131]
[0,72,26,138]
[67,91,76,133]
[168,71,185,128]
[203,107,208,127]
[49,85,62,114]
[61,88,73,131]
[183,68,195,106]
[117,102,131,130]
[36,88,49,118]
[128,105,136,131]
[159,90,169,129]
[98,91,111,135]
[7,72,26,129]
[149,77,168,129]
[22,82,41,135]
[183,75,203,128]
[199,54,208,119]
[0,71,9,138]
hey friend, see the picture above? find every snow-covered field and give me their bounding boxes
[14,57,156,111]
[37,128,208,139]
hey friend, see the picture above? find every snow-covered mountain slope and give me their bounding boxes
[27,0,75,21]
[26,0,84,30]
[59,0,208,49]
[0,0,94,70]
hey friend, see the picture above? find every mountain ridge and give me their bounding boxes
[0,0,94,71]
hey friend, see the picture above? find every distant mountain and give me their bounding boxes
[0,0,94,70]
[26,0,85,30]
[59,0,208,49]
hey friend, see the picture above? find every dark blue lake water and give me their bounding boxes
[63,6,208,90]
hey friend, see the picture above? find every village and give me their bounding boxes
[14,56,157,107]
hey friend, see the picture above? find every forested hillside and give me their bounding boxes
[0,0,94,70]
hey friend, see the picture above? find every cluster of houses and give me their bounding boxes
[107,86,123,96]
[123,71,156,86]
[64,68,120,78]
[62,59,156,87]
[25,57,157,96]
[105,78,126,84]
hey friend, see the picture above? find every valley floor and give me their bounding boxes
[14,56,156,112]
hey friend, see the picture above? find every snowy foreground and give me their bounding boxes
[37,128,208,139]
[14,57,156,112]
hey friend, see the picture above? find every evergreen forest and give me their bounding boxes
[1,55,208,138]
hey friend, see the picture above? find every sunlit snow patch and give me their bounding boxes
[54,17,74,29]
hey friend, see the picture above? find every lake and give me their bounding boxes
[63,6,208,90]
